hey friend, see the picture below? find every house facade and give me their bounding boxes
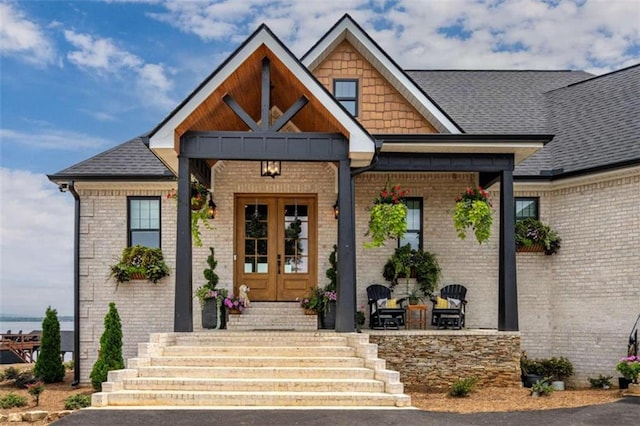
[49,15,640,386]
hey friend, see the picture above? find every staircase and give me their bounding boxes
[92,331,411,408]
[226,302,317,331]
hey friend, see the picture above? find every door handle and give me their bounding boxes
[277,254,281,274]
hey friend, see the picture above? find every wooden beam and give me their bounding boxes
[271,96,309,132]
[261,57,270,131]
[223,94,261,132]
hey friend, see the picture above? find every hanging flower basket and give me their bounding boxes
[453,186,493,244]
[365,183,409,248]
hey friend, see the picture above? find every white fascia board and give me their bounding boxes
[382,141,544,165]
[303,18,461,135]
[150,27,374,167]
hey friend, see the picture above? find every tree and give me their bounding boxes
[90,302,124,391]
[34,307,65,383]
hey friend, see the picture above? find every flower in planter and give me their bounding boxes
[616,355,640,383]
[365,183,409,248]
[223,294,245,312]
[109,245,170,287]
[166,179,213,247]
[515,218,561,255]
[453,186,493,244]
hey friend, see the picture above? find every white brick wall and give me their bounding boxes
[77,166,640,387]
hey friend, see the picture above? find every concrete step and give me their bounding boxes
[95,390,411,407]
[150,355,365,368]
[173,333,346,347]
[161,345,356,357]
[121,377,385,392]
[136,366,375,379]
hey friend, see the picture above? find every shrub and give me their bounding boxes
[14,371,37,389]
[0,392,28,409]
[27,381,45,406]
[34,306,66,383]
[531,379,553,396]
[541,356,574,381]
[449,377,477,397]
[90,302,124,391]
[64,393,92,410]
[588,374,613,389]
[3,366,20,381]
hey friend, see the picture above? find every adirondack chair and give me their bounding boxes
[366,284,406,329]
[430,284,468,329]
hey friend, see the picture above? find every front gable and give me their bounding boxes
[149,25,376,172]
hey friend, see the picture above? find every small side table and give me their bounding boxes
[405,304,428,329]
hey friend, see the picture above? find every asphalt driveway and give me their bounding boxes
[52,397,639,425]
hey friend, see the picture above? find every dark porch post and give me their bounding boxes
[498,168,518,331]
[174,154,193,332]
[335,159,356,332]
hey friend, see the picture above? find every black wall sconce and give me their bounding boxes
[207,193,217,219]
[260,161,281,178]
[333,199,339,219]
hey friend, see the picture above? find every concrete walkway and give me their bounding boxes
[53,397,639,426]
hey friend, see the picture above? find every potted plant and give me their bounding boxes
[365,183,409,248]
[453,186,493,244]
[515,218,561,255]
[382,244,441,298]
[542,357,573,390]
[355,307,366,333]
[195,247,222,329]
[109,245,170,287]
[616,355,640,392]
[166,179,213,247]
[299,288,321,315]
[530,379,553,397]
[223,294,245,314]
[520,352,545,388]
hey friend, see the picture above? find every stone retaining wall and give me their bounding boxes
[368,330,521,390]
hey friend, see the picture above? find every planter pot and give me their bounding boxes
[303,308,317,315]
[516,244,545,253]
[619,377,632,389]
[320,300,336,329]
[201,298,217,329]
[551,381,565,391]
[228,308,242,315]
[191,197,206,211]
[531,391,540,398]
[523,374,545,388]
[219,305,227,329]
[627,383,640,395]
[130,272,146,280]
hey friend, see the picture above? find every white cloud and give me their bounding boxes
[0,2,56,66]
[147,0,640,73]
[64,30,175,109]
[0,128,110,151]
[0,168,74,316]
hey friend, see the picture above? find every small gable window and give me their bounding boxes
[333,79,358,116]
[515,197,539,221]
[128,197,161,248]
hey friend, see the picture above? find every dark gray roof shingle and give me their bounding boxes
[49,137,174,180]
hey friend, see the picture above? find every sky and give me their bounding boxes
[1,0,639,317]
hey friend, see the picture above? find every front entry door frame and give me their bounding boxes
[235,194,317,302]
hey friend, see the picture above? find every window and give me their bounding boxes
[128,197,161,248]
[333,79,358,116]
[515,197,539,221]
[398,198,423,249]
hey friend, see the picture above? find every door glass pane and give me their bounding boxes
[244,203,268,273]
[284,203,308,274]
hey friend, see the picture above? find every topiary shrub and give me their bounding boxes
[90,302,124,391]
[34,306,66,383]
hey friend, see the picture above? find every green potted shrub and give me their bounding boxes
[520,352,545,388]
[365,183,409,248]
[109,245,170,287]
[541,356,573,390]
[382,244,441,299]
[195,247,223,329]
[453,186,493,244]
[515,218,561,255]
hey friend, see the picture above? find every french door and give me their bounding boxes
[235,195,317,301]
